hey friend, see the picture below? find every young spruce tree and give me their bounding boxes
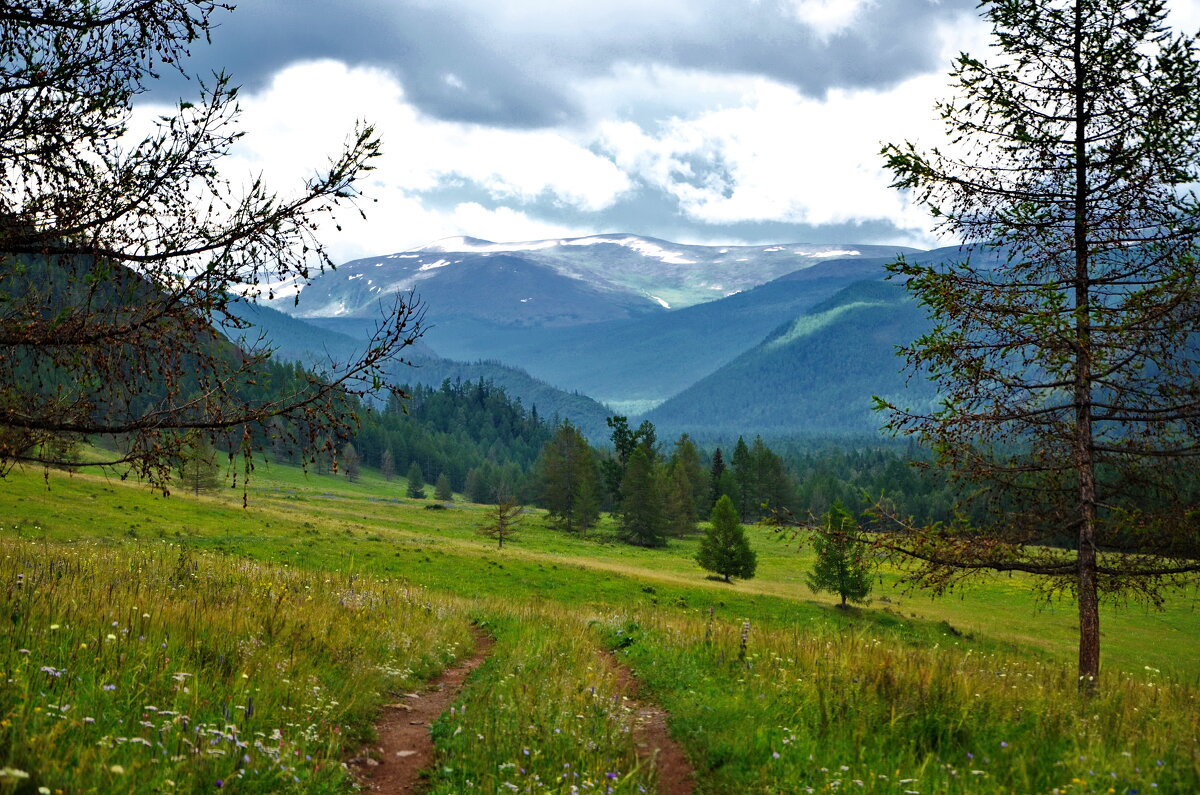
[697,495,757,583]
[405,462,426,499]
[807,502,871,608]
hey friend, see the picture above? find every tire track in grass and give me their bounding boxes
[351,626,494,793]
[602,649,697,795]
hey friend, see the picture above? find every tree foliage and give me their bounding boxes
[618,446,667,548]
[806,502,871,607]
[177,432,220,496]
[879,0,1200,684]
[696,495,757,582]
[665,460,698,537]
[340,442,360,483]
[355,379,550,504]
[405,462,425,499]
[479,495,522,549]
[0,1,421,491]
[537,420,600,533]
[435,472,453,502]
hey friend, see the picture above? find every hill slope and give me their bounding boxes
[646,280,937,435]
[224,301,615,439]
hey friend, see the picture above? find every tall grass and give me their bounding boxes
[0,538,474,793]
[600,609,1200,794]
[428,605,653,793]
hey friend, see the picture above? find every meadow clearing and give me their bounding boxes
[1,460,1197,793]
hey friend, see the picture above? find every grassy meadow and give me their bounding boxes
[1,458,1197,793]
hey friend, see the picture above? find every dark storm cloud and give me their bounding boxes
[159,0,977,128]
[157,1,577,127]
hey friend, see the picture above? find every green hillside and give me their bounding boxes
[227,301,615,440]
[647,281,936,436]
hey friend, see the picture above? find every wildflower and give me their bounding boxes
[772,752,781,759]
[102,685,116,691]
[106,634,117,641]
[109,765,124,775]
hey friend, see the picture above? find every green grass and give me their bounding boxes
[597,610,1199,794]
[0,537,475,793]
[429,606,652,793]
[3,459,1199,793]
[8,462,1198,680]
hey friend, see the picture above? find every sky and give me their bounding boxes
[145,0,1200,263]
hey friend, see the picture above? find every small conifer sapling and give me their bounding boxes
[807,502,872,608]
[696,495,757,583]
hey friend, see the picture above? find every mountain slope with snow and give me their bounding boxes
[286,234,921,322]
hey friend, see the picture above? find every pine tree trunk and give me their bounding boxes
[1072,0,1100,693]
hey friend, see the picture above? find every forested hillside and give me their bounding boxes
[647,281,937,435]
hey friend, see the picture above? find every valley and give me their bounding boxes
[257,234,967,437]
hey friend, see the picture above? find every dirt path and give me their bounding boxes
[350,626,494,793]
[604,650,697,795]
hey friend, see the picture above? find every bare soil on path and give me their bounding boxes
[603,650,697,795]
[350,626,494,793]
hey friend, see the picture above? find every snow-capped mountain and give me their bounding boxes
[286,234,920,322]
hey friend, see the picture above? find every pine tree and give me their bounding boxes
[465,467,489,504]
[602,416,657,504]
[435,472,453,502]
[880,0,1200,685]
[479,495,522,548]
[340,442,361,483]
[671,434,708,516]
[538,421,600,533]
[573,468,600,532]
[177,434,220,496]
[665,461,698,537]
[731,436,753,521]
[709,447,727,511]
[618,447,667,548]
[405,462,426,499]
[697,495,757,583]
[806,502,871,607]
[749,436,793,519]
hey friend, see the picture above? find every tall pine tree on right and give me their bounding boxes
[878,0,1200,690]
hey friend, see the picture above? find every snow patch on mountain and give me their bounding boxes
[806,249,862,258]
[563,235,697,265]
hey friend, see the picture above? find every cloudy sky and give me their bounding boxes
[147,0,1200,263]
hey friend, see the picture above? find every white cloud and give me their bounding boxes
[127,11,1005,262]
[597,71,946,242]
[135,60,631,261]
[787,0,875,39]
